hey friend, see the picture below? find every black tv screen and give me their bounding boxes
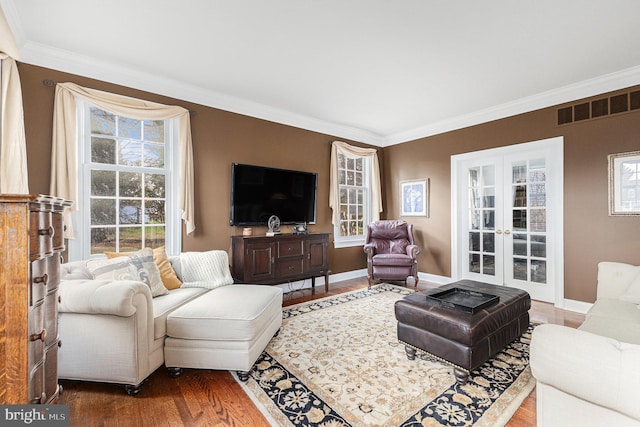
[230,163,318,226]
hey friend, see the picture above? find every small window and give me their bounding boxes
[334,152,371,247]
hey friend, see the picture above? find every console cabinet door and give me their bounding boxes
[305,236,328,273]
[244,241,276,282]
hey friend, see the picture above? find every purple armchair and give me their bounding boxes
[363,220,420,289]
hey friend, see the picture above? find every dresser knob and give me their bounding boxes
[38,226,54,236]
[30,392,46,404]
[30,329,46,342]
[34,273,48,286]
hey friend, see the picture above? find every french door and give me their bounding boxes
[452,137,564,303]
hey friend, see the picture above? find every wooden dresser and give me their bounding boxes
[0,194,72,404]
[231,233,331,291]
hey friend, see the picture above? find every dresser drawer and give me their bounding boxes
[29,211,53,260]
[43,291,59,347]
[28,304,45,371]
[276,258,304,278]
[44,342,60,403]
[30,256,59,306]
[277,240,304,258]
[51,211,65,252]
[29,360,45,404]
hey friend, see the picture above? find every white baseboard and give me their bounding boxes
[560,299,593,314]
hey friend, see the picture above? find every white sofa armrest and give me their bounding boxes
[530,323,640,422]
[59,279,152,317]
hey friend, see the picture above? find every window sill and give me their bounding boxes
[333,238,364,249]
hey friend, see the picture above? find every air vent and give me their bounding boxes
[557,89,640,126]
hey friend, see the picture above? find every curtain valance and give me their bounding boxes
[329,141,382,226]
[50,82,195,238]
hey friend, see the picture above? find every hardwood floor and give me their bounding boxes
[58,278,585,426]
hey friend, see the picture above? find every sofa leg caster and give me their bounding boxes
[404,346,416,360]
[167,367,183,378]
[237,371,250,382]
[125,382,144,396]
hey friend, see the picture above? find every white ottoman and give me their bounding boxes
[164,284,282,381]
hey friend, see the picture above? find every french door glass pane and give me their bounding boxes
[510,158,547,283]
[467,165,496,276]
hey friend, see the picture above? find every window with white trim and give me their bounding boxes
[71,102,179,258]
[334,152,371,247]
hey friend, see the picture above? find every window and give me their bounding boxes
[70,102,179,259]
[336,153,369,243]
[330,141,381,248]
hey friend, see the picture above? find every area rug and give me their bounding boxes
[235,284,536,427]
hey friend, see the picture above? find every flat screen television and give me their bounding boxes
[230,163,318,226]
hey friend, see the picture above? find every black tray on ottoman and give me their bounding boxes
[426,287,499,314]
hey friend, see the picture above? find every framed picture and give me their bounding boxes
[608,150,640,216]
[400,179,428,217]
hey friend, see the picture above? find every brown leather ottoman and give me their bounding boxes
[394,280,530,383]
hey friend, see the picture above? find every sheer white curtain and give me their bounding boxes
[0,6,29,194]
[329,140,382,225]
[50,82,195,238]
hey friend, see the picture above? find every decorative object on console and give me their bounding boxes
[293,222,307,234]
[266,214,281,236]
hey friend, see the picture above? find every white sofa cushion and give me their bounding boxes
[167,285,283,341]
[580,298,640,344]
[151,287,210,340]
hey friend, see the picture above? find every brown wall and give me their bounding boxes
[19,62,640,303]
[383,88,640,303]
[18,63,379,275]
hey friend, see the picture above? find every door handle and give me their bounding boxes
[505,230,511,235]
[496,230,503,235]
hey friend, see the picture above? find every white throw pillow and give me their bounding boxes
[620,272,640,304]
[87,248,169,297]
[86,257,139,281]
[179,250,234,289]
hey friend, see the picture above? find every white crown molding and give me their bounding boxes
[0,0,25,49]
[18,41,385,146]
[381,64,640,147]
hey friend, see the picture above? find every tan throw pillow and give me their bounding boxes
[152,246,182,290]
[106,247,181,291]
[101,248,169,297]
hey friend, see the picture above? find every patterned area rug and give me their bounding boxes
[236,284,536,427]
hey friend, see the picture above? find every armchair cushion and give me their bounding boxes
[371,253,413,267]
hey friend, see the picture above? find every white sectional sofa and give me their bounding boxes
[530,261,640,427]
[58,251,282,395]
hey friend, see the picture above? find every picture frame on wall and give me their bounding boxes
[608,150,640,216]
[400,179,428,217]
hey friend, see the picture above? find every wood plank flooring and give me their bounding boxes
[58,278,585,426]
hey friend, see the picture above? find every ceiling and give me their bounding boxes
[3,0,640,146]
